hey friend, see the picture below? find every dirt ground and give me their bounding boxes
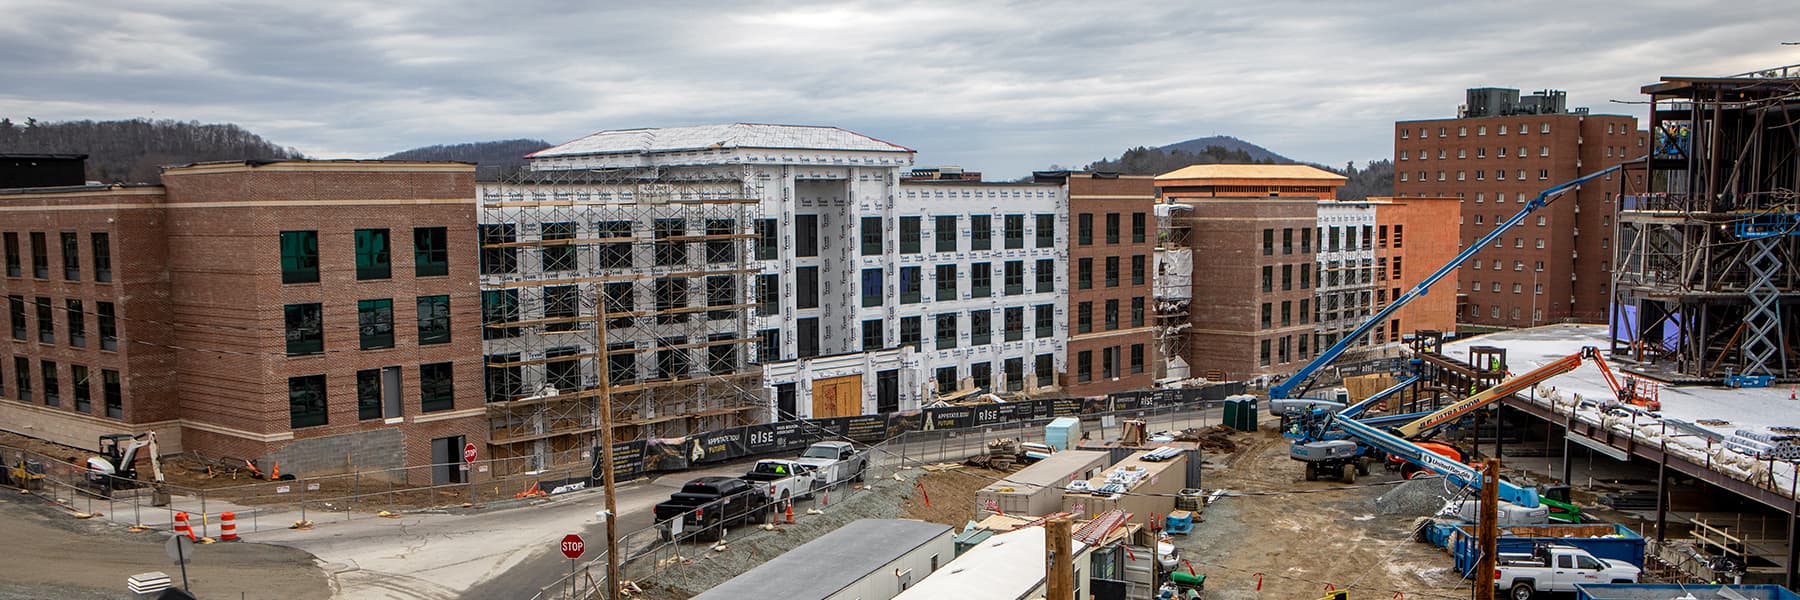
[0,492,330,600]
[1180,426,1470,600]
[900,465,1015,527]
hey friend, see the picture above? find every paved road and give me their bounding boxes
[249,407,1224,599]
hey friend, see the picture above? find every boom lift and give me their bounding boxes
[1394,347,1658,440]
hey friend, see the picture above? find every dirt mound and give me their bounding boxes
[1176,424,1240,453]
[902,466,1011,527]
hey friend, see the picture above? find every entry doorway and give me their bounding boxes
[430,435,466,484]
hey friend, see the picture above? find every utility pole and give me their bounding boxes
[1046,517,1073,600]
[596,310,621,600]
[1476,458,1500,600]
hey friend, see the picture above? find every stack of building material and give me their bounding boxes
[1724,429,1800,460]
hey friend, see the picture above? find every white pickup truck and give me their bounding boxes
[1495,544,1640,600]
[794,441,868,486]
[738,459,818,505]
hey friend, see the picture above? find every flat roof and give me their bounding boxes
[692,519,951,600]
[893,525,1088,600]
[980,450,1108,490]
[1155,164,1347,183]
[1439,324,1800,438]
[531,123,914,158]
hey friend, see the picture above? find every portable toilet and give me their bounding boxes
[1222,398,1240,432]
[1045,417,1082,451]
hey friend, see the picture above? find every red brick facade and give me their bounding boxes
[0,161,484,481]
[1061,175,1157,396]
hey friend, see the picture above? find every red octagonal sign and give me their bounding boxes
[560,534,585,559]
[463,442,478,464]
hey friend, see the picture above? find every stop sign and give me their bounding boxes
[463,442,477,464]
[560,534,586,559]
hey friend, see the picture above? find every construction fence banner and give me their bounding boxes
[587,381,1244,480]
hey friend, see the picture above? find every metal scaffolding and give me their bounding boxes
[1611,66,1800,381]
[477,167,764,473]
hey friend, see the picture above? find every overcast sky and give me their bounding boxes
[1,0,1793,177]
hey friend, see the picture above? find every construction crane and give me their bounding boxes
[1394,347,1658,440]
[86,432,166,492]
[1269,163,1629,404]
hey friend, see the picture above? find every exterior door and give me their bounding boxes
[431,435,465,485]
[811,374,862,418]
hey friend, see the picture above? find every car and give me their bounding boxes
[652,476,772,541]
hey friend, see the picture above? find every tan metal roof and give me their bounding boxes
[1155,163,1347,182]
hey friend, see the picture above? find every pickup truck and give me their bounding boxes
[1494,544,1640,600]
[653,476,772,541]
[794,441,868,486]
[739,459,818,505]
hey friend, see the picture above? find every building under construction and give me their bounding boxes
[1612,65,1800,382]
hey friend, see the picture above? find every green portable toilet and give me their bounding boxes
[1240,397,1257,431]
[1222,397,1240,431]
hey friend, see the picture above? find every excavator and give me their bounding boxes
[86,432,169,503]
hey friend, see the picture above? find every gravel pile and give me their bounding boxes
[1374,475,1459,516]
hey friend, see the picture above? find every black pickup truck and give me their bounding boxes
[653,476,772,541]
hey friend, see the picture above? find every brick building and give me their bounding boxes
[1157,165,1342,380]
[0,159,484,482]
[1394,87,1646,326]
[1314,196,1461,354]
[1034,172,1156,395]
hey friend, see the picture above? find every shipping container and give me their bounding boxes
[973,450,1110,518]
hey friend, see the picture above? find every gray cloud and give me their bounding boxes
[0,0,1793,176]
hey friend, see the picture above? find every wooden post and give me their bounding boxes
[1476,458,1500,600]
[596,308,622,600]
[1046,517,1073,600]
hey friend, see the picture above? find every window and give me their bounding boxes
[1004,260,1024,295]
[102,369,121,418]
[970,310,991,346]
[1301,263,1311,289]
[1035,214,1054,248]
[1077,301,1092,334]
[861,217,883,256]
[862,319,884,351]
[1282,264,1293,291]
[97,301,116,350]
[354,228,391,280]
[1035,304,1053,338]
[1105,213,1120,244]
[1262,228,1274,256]
[40,361,58,406]
[936,313,964,351]
[652,219,686,266]
[1036,354,1054,388]
[971,362,993,390]
[1262,266,1273,293]
[1281,300,1292,326]
[71,364,89,413]
[479,224,518,275]
[659,338,695,377]
[1261,302,1272,328]
[539,285,581,332]
[29,232,47,278]
[935,264,958,300]
[482,289,520,339]
[1130,344,1145,374]
[971,215,992,251]
[1077,214,1093,245]
[34,297,52,344]
[1004,214,1024,249]
[971,263,992,297]
[705,219,735,264]
[1131,297,1145,327]
[1299,298,1309,324]
[485,354,523,403]
[1104,256,1119,287]
[755,218,777,260]
[289,375,327,428]
[66,299,83,347]
[1131,255,1146,286]
[757,329,780,363]
[1077,258,1092,289]
[1260,339,1271,366]
[899,216,921,254]
[706,333,737,375]
[358,368,388,420]
[90,232,111,282]
[900,267,921,303]
[935,366,958,393]
[1392,225,1403,248]
[802,317,824,354]
[420,362,454,412]
[358,299,395,349]
[1076,350,1092,383]
[417,295,451,344]
[698,278,733,322]
[12,357,29,402]
[285,303,324,356]
[756,274,778,315]
[1004,307,1023,341]
[795,215,819,257]
[655,278,689,324]
[1036,259,1054,293]
[862,268,883,308]
[2,232,16,276]
[60,232,79,280]
[413,227,448,276]
[796,266,819,309]
[1131,212,1147,243]
[900,316,922,349]
[934,216,956,252]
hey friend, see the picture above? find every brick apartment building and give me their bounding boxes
[1157,165,1342,381]
[1394,87,1646,326]
[0,159,484,483]
[1034,172,1156,396]
[1314,196,1461,352]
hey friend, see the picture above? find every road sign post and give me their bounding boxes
[464,442,478,505]
[562,534,585,598]
[164,534,194,591]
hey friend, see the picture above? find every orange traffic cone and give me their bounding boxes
[271,462,280,479]
[173,511,196,541]
[785,503,794,524]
